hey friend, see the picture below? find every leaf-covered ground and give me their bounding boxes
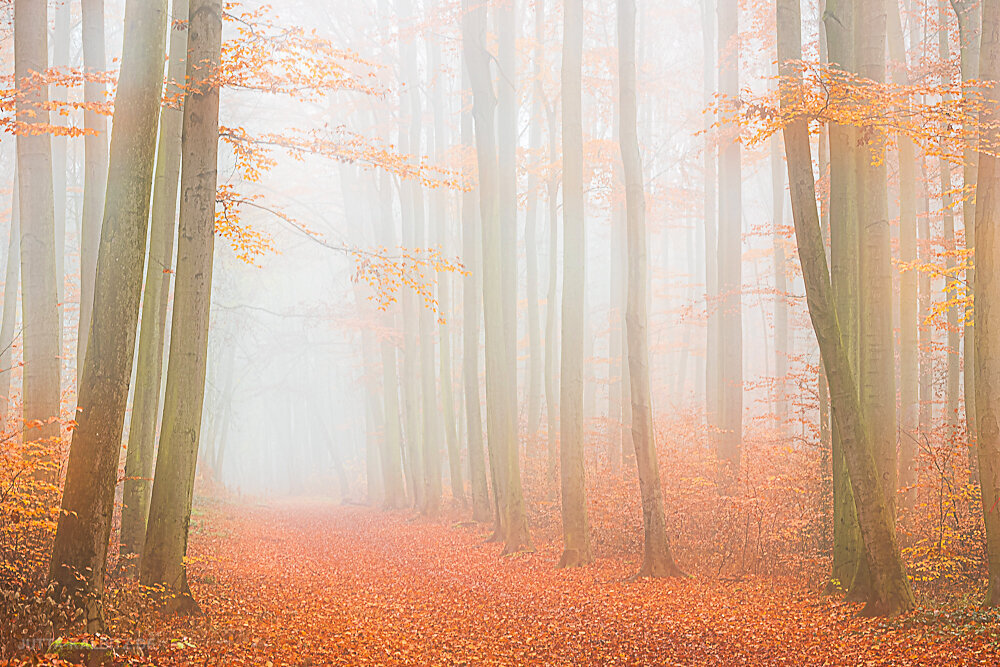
[58,499,991,666]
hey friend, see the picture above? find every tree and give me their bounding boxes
[717,0,743,477]
[120,0,190,563]
[49,0,169,625]
[618,0,683,578]
[974,0,1000,608]
[558,0,593,568]
[0,179,19,426]
[140,0,225,610]
[14,0,61,471]
[778,0,914,616]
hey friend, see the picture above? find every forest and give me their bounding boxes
[2,0,1000,664]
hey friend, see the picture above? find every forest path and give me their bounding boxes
[164,500,986,665]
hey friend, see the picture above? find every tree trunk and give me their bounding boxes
[0,180,20,426]
[49,0,169,622]
[772,134,789,433]
[139,0,223,613]
[974,0,1000,608]
[120,0,190,563]
[14,0,62,471]
[940,8,961,436]
[702,0,719,437]
[79,0,110,386]
[463,0,531,553]
[717,0,742,477]
[545,99,561,493]
[619,0,683,578]
[779,0,913,616]
[524,0,544,441]
[558,0,593,568]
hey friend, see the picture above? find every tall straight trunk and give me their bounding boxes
[619,0,683,578]
[464,0,531,553]
[953,0,980,476]
[139,0,224,610]
[717,0,742,476]
[79,0,110,384]
[120,0,189,561]
[940,8,960,434]
[558,0,592,568]
[52,1,69,360]
[702,0,718,433]
[857,0,897,525]
[778,0,913,616]
[49,0,168,617]
[377,173,406,508]
[428,13,464,507]
[545,100,561,490]
[888,0,918,515]
[496,0,529,546]
[919,163,933,437]
[824,0,864,591]
[771,134,788,431]
[462,64,490,521]
[14,0,62,464]
[0,180,20,426]
[608,177,624,474]
[974,0,1000,608]
[524,0,544,440]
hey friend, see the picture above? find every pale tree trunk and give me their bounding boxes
[919,164,934,438]
[558,0,592,568]
[496,0,530,549]
[120,0,190,562]
[461,64,490,522]
[824,0,865,594]
[0,180,20,426]
[428,10,464,507]
[464,0,531,553]
[702,0,718,434]
[779,0,914,615]
[49,0,169,623]
[79,0,110,386]
[15,0,62,469]
[377,172,407,509]
[139,0,223,613]
[888,0,918,517]
[608,172,624,474]
[939,8,961,435]
[524,0,544,441]
[952,0,980,478]
[717,0,742,477]
[52,1,69,358]
[544,95,561,491]
[771,133,788,432]
[974,0,1000,608]
[619,0,683,578]
[857,0,897,549]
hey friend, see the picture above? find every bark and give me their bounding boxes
[940,8,961,435]
[15,0,62,467]
[609,176,624,474]
[461,63,490,522]
[52,1,69,358]
[79,0,110,384]
[463,0,531,552]
[619,0,683,578]
[524,0,544,440]
[49,0,169,619]
[545,94,561,492]
[779,0,914,616]
[974,0,1000,608]
[139,0,223,612]
[771,134,789,432]
[702,0,719,435]
[120,0,190,562]
[717,0,743,476]
[558,0,593,568]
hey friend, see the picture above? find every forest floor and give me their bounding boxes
[17,498,1000,666]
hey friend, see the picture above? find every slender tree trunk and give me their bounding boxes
[14,0,62,470]
[464,0,531,553]
[462,64,490,521]
[139,0,224,613]
[609,173,624,474]
[79,0,110,384]
[120,0,190,562]
[545,102,561,493]
[49,0,168,622]
[771,134,789,432]
[52,1,69,362]
[558,0,592,568]
[779,0,913,615]
[524,0,544,441]
[717,0,743,477]
[888,0,918,517]
[619,0,683,578]
[0,181,20,426]
[940,8,961,435]
[974,0,1000,608]
[702,0,718,435]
